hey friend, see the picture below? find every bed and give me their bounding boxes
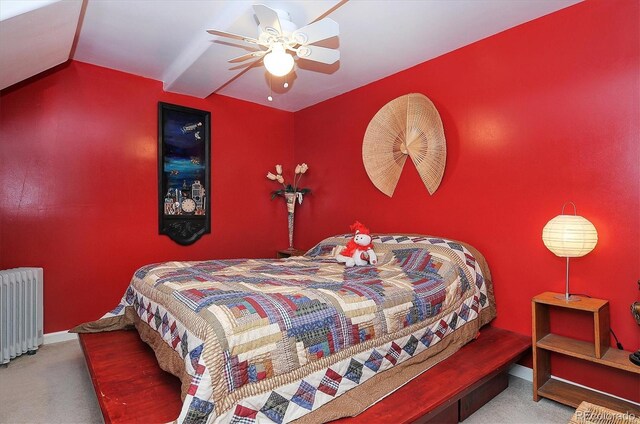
[73,234,496,424]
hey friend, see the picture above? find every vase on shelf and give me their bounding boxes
[284,192,297,250]
[266,163,310,251]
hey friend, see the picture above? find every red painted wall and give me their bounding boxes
[0,0,638,403]
[294,0,639,400]
[0,61,295,333]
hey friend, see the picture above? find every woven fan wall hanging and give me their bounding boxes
[362,93,446,197]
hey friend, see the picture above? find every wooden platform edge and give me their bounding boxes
[428,329,531,423]
[79,329,184,424]
[336,325,531,423]
[79,333,112,424]
[78,326,531,424]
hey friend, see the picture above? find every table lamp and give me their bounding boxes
[542,202,598,302]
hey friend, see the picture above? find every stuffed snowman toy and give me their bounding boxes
[336,221,378,267]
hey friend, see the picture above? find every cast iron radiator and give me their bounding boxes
[0,268,43,364]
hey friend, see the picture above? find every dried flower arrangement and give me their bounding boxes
[266,163,311,202]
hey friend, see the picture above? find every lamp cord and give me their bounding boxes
[610,328,624,350]
[572,293,624,350]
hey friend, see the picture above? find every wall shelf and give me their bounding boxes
[276,248,305,259]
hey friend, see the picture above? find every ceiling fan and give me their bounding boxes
[207,4,339,78]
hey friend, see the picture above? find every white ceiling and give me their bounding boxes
[1,0,581,111]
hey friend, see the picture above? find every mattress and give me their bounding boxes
[73,234,496,423]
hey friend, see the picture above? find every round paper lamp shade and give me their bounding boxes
[542,215,598,257]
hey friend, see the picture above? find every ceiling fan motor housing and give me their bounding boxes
[262,9,298,38]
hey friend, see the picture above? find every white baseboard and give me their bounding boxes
[509,363,533,381]
[508,364,640,406]
[43,330,77,345]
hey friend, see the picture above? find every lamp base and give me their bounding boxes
[554,294,581,302]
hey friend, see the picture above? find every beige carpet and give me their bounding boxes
[464,375,575,424]
[0,340,102,424]
[0,340,574,424]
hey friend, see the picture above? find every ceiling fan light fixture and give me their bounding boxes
[264,44,294,77]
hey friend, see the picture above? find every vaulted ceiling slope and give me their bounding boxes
[0,0,82,90]
[1,0,581,111]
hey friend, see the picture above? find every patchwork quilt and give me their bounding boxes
[78,234,495,424]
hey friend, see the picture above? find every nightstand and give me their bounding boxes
[276,248,305,259]
[532,292,640,415]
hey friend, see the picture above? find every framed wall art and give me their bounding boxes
[158,102,211,245]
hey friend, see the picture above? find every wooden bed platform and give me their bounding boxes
[79,326,530,424]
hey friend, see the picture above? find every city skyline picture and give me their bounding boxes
[158,102,211,245]
[161,106,208,216]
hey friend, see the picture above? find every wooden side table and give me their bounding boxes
[532,292,640,415]
[276,248,305,259]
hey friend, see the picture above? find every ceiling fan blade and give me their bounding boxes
[228,50,267,63]
[296,45,340,65]
[292,18,339,45]
[207,29,258,44]
[229,55,265,71]
[253,4,282,36]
